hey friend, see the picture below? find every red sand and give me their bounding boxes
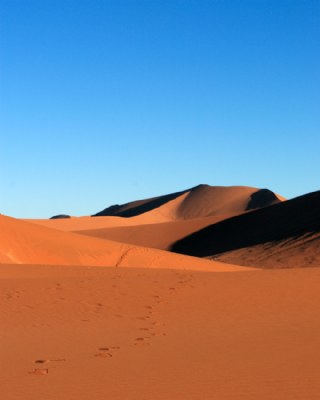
[1,264,320,399]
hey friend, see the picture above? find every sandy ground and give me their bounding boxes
[1,264,320,400]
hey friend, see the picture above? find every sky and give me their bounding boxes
[0,0,319,218]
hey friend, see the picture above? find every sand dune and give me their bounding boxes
[171,190,320,268]
[0,215,250,272]
[2,264,320,400]
[93,184,284,219]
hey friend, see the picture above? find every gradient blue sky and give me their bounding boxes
[1,0,319,218]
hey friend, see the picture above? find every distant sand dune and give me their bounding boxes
[93,184,283,219]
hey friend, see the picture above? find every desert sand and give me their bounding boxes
[2,265,320,400]
[2,185,320,400]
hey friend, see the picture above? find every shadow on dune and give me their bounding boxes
[171,190,320,258]
[50,214,71,219]
[246,188,281,210]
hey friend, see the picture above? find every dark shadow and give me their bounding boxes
[171,190,320,257]
[50,214,71,219]
[246,188,281,210]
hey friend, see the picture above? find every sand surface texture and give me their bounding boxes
[1,264,320,400]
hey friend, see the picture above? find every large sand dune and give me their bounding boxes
[171,190,320,268]
[93,184,283,219]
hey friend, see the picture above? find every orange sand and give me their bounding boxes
[0,215,250,272]
[1,264,320,399]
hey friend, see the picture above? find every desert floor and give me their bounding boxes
[1,264,320,400]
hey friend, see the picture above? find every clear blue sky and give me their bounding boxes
[1,0,319,218]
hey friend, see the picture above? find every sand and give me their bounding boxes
[74,214,235,250]
[1,264,320,400]
[0,215,249,272]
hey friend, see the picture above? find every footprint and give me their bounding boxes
[95,346,120,358]
[34,358,65,364]
[29,368,48,375]
[95,351,112,358]
[134,337,150,344]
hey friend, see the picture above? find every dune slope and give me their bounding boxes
[0,215,250,272]
[171,190,320,268]
[75,214,235,250]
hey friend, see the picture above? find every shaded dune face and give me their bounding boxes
[171,190,320,268]
[246,188,283,210]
